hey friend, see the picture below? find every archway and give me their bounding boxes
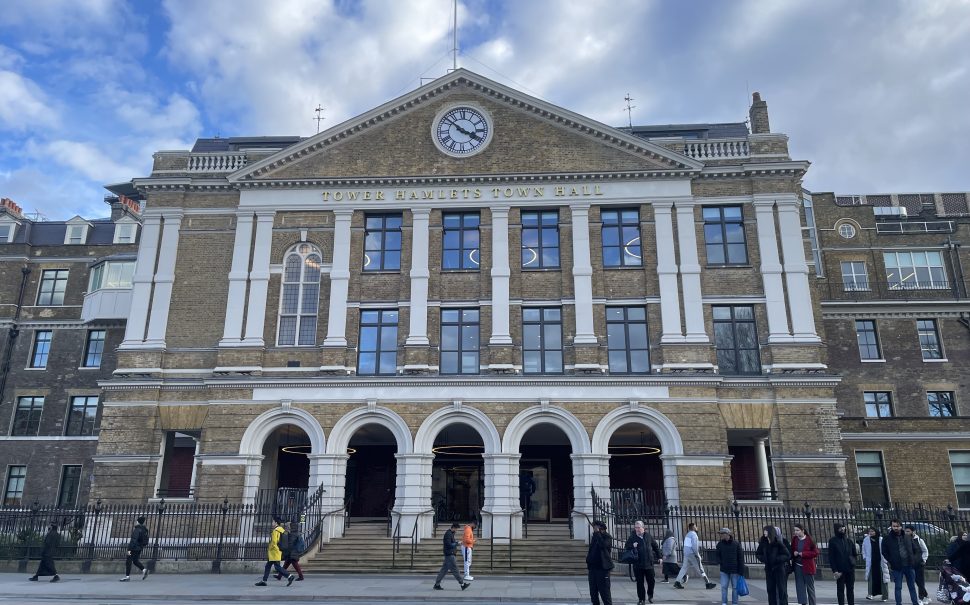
[432,423,484,522]
[258,424,311,515]
[605,423,665,511]
[345,424,398,518]
[518,423,574,522]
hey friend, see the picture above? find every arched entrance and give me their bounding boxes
[345,424,398,518]
[606,423,665,511]
[258,424,311,515]
[518,424,574,522]
[432,423,484,522]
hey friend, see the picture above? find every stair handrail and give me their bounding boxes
[390,514,402,568]
[408,516,420,570]
[388,508,400,539]
[306,505,351,555]
[570,507,596,542]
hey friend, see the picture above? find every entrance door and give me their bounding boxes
[346,444,397,517]
[432,461,483,522]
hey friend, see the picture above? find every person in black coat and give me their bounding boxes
[587,521,615,605]
[625,520,662,605]
[715,528,746,605]
[946,530,970,577]
[829,523,858,605]
[880,520,920,605]
[121,516,150,581]
[29,523,60,583]
[433,522,470,591]
[757,525,791,605]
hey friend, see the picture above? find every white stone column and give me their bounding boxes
[776,198,821,342]
[241,211,275,346]
[482,453,521,542]
[405,208,431,346]
[653,203,684,343]
[144,211,183,347]
[219,212,255,346]
[570,204,597,345]
[754,438,772,499]
[675,200,708,342]
[753,200,793,343]
[324,209,353,348]
[489,206,513,346]
[660,455,682,506]
[393,453,435,541]
[121,214,161,347]
[309,453,349,541]
[570,453,611,542]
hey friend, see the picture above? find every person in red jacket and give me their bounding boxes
[792,524,819,605]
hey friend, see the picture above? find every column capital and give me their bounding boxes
[489,205,511,215]
[159,209,185,220]
[569,202,591,212]
[652,201,674,211]
[254,210,276,219]
[332,208,355,218]
[410,207,431,218]
[751,198,776,209]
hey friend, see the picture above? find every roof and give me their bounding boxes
[191,136,305,152]
[7,219,123,246]
[623,122,749,140]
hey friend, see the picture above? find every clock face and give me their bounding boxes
[434,106,491,156]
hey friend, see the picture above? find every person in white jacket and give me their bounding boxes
[904,526,930,605]
[863,528,890,601]
[673,522,716,590]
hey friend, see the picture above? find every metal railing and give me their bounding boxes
[823,280,962,302]
[875,221,955,234]
[732,488,780,502]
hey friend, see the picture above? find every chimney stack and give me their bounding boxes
[0,198,24,219]
[108,195,142,221]
[749,92,770,134]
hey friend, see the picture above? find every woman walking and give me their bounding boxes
[757,525,791,605]
[863,527,889,601]
[28,523,60,583]
[255,517,295,587]
[661,529,680,583]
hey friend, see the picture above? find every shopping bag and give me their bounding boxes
[737,575,750,597]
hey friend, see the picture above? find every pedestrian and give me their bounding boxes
[433,521,470,591]
[120,516,150,581]
[792,523,819,605]
[586,520,614,605]
[674,522,716,590]
[660,529,680,583]
[881,519,920,605]
[757,525,791,605]
[945,530,970,577]
[462,519,477,581]
[277,521,305,581]
[28,522,60,583]
[829,522,858,605]
[864,527,889,601]
[625,520,662,605]
[714,527,745,605]
[903,526,928,605]
[255,517,294,587]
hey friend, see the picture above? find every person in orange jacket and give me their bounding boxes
[461,520,477,581]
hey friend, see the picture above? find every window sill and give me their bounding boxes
[78,366,101,371]
[361,270,402,275]
[440,269,481,274]
[602,265,644,271]
[923,358,949,363]
[23,367,47,371]
[860,359,887,363]
[706,264,753,269]
[520,267,562,272]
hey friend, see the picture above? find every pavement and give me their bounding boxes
[0,570,886,605]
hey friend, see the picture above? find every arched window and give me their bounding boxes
[277,243,321,346]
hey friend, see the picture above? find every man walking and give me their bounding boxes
[277,521,305,581]
[881,519,920,605]
[625,520,662,605]
[904,526,929,605]
[255,517,294,587]
[120,516,150,581]
[586,520,614,605]
[829,522,858,605]
[28,523,60,583]
[674,522,716,590]
[462,519,477,581]
[434,522,470,591]
[792,523,819,605]
[714,528,745,605]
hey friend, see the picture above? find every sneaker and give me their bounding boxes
[461,582,470,591]
[649,600,653,604]
[433,585,443,590]
[465,575,474,581]
[674,581,684,589]
[51,576,60,583]
[661,579,670,583]
[142,569,150,580]
[255,581,267,586]
[287,575,295,586]
[866,597,874,601]
[296,577,304,581]
[706,582,717,590]
[120,576,130,582]
[638,600,645,605]
[28,576,38,582]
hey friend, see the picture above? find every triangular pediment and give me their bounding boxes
[231,69,701,183]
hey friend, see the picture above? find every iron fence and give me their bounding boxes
[591,488,970,570]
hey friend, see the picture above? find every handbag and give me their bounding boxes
[620,548,639,564]
[937,575,951,604]
[737,575,750,597]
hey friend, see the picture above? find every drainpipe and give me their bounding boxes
[0,265,32,402]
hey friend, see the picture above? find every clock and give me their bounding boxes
[432,105,492,157]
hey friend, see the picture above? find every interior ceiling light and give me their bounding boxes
[608,445,661,457]
[281,445,356,456]
[432,444,485,455]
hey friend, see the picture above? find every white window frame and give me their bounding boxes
[64,218,91,245]
[949,450,970,510]
[88,261,135,291]
[884,250,947,289]
[113,219,138,244]
[276,243,323,347]
[3,465,27,506]
[917,318,945,361]
[855,450,891,508]
[0,219,17,243]
[841,261,870,291]
[29,330,52,369]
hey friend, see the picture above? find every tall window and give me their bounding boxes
[357,310,398,375]
[864,392,893,418]
[3,466,27,506]
[601,208,642,267]
[88,261,135,291]
[65,396,99,436]
[884,251,947,289]
[113,222,137,244]
[57,466,82,508]
[950,452,970,509]
[277,243,321,346]
[363,214,402,271]
[157,431,198,498]
[703,206,748,265]
[440,309,479,374]
[65,224,86,244]
[522,307,563,374]
[37,269,68,305]
[83,330,106,368]
[917,319,943,360]
[12,396,44,436]
[856,451,890,508]
[30,330,52,368]
[928,392,956,417]
[606,307,649,373]
[521,210,559,269]
[841,261,869,291]
[713,306,760,375]
[855,320,881,360]
[442,212,480,270]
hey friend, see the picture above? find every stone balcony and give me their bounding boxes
[81,287,132,323]
[151,150,279,175]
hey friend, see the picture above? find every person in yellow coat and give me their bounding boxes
[462,520,477,581]
[255,517,295,587]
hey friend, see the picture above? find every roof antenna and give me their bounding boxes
[623,93,636,129]
[314,104,326,134]
[450,0,458,72]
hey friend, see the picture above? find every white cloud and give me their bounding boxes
[0,70,59,131]
[35,140,138,183]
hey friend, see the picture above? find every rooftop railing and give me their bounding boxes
[683,138,750,160]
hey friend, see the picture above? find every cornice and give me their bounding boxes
[841,432,970,441]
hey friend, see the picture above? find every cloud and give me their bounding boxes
[33,140,138,183]
[0,70,59,131]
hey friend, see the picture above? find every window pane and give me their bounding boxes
[380,326,397,350]
[460,352,478,373]
[544,351,562,373]
[440,352,458,374]
[359,326,379,351]
[357,352,376,374]
[441,325,459,351]
[378,352,397,374]
[607,323,626,349]
[523,308,540,322]
[629,352,650,373]
[523,351,541,373]
[523,324,540,348]
[704,224,723,244]
[602,247,621,267]
[543,325,561,350]
[608,350,628,373]
[602,227,620,246]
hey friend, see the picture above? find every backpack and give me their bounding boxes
[294,533,307,553]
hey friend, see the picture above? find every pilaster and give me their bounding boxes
[241,211,275,347]
[653,202,683,344]
[675,200,707,342]
[753,199,793,343]
[777,198,821,342]
[143,211,183,347]
[219,211,255,347]
[121,214,161,348]
[324,209,353,349]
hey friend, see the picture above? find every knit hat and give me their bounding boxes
[719,527,732,535]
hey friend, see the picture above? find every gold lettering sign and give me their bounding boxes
[321,185,602,203]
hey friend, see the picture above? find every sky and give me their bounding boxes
[1,0,969,220]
